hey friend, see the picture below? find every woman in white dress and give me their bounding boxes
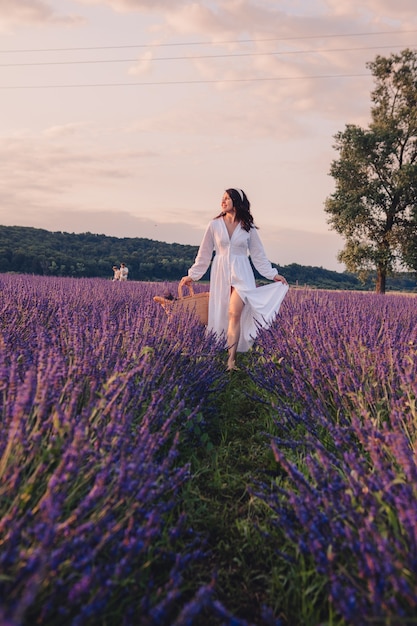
[180,188,288,370]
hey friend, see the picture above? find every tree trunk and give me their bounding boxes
[376,267,386,294]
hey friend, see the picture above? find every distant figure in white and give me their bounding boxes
[112,265,120,281]
[119,263,129,281]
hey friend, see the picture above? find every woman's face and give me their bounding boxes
[221,192,234,214]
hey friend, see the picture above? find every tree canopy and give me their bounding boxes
[325,49,417,293]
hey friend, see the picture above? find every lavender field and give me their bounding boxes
[0,274,416,626]
[249,289,417,625]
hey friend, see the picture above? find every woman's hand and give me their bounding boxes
[273,274,288,285]
[179,276,193,287]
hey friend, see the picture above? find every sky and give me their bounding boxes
[0,1,416,271]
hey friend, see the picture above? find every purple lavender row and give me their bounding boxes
[0,275,243,626]
[249,289,417,624]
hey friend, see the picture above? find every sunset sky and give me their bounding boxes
[1,0,416,271]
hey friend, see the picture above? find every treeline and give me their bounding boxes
[0,225,199,282]
[0,225,415,291]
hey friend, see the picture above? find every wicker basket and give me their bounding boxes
[153,283,209,325]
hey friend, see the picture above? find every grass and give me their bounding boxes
[177,360,338,626]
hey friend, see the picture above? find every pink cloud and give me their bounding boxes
[0,0,84,30]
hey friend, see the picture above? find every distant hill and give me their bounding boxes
[0,225,415,291]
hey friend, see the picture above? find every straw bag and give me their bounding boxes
[153,283,209,325]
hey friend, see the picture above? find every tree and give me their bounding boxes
[325,49,417,293]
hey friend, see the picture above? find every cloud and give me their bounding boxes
[43,122,90,138]
[76,0,187,12]
[111,0,413,139]
[74,0,417,34]
[0,130,158,205]
[0,0,85,30]
[128,93,308,142]
[0,204,203,242]
[127,51,154,76]
[323,0,417,21]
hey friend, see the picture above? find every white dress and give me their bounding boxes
[188,217,289,352]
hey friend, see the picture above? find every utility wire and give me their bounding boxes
[0,43,414,67]
[0,29,416,53]
[1,30,411,90]
[0,73,371,90]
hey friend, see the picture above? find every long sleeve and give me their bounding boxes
[248,227,278,280]
[188,222,215,281]
[191,217,288,353]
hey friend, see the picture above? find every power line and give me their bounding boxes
[0,43,414,67]
[0,29,416,54]
[0,72,371,90]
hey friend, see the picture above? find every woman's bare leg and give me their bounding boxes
[226,288,245,370]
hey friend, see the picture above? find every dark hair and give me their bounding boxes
[216,188,256,232]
